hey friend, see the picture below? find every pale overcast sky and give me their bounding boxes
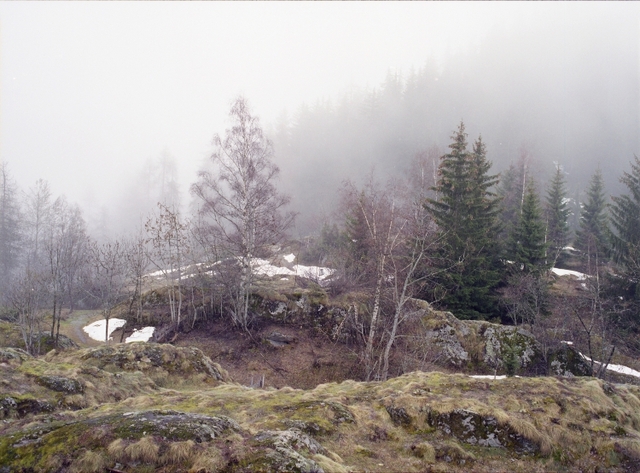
[1,2,638,213]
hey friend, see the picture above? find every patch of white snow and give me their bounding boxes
[284,253,296,263]
[125,326,155,343]
[551,268,587,280]
[469,375,508,380]
[83,318,126,342]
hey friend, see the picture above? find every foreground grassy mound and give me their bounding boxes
[2,343,640,472]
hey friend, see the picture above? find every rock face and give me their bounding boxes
[76,342,230,382]
[427,408,539,454]
[2,369,640,473]
[417,308,591,377]
[248,428,326,473]
[418,309,543,374]
[34,374,84,394]
[110,410,241,442]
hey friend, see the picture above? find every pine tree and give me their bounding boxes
[509,183,548,274]
[0,163,22,296]
[610,156,640,285]
[545,165,570,267]
[575,168,608,263]
[426,122,502,320]
[497,163,521,240]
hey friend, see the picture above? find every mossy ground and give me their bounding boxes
[2,343,640,472]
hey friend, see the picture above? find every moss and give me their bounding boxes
[427,408,541,455]
[110,410,241,441]
[276,400,354,436]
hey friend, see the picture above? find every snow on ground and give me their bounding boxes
[252,258,334,282]
[551,268,587,280]
[125,326,155,343]
[144,256,334,284]
[579,352,640,379]
[604,363,640,379]
[469,375,508,380]
[293,264,334,281]
[253,258,295,277]
[83,318,127,342]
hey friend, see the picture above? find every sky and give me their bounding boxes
[1,2,638,225]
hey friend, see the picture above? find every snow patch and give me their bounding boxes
[293,264,334,282]
[551,268,587,280]
[125,326,155,343]
[83,318,126,342]
[469,375,508,380]
[284,253,296,263]
[251,258,334,282]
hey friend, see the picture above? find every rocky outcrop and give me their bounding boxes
[418,309,544,374]
[427,408,540,454]
[74,342,230,382]
[2,369,640,472]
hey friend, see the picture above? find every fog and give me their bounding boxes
[1,2,638,237]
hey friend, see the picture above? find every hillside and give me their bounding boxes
[2,343,640,472]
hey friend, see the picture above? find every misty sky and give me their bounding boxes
[1,2,639,228]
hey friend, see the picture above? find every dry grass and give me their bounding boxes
[188,446,225,473]
[312,453,352,473]
[124,436,160,463]
[411,441,436,463]
[162,440,195,465]
[70,450,106,473]
[107,438,127,461]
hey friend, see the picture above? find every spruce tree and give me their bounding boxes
[575,168,608,262]
[0,163,22,296]
[545,165,570,267]
[426,122,502,320]
[509,183,548,274]
[497,163,521,241]
[610,156,640,285]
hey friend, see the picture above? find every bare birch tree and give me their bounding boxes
[191,97,294,332]
[145,203,190,328]
[86,239,129,342]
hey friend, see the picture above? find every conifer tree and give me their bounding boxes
[426,122,502,320]
[545,165,570,267]
[610,156,640,285]
[0,164,22,296]
[510,183,548,274]
[575,168,608,264]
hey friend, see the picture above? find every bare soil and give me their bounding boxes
[173,320,364,389]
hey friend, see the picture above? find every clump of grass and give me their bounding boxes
[410,442,436,463]
[435,440,476,464]
[312,453,350,473]
[70,450,106,473]
[189,446,225,473]
[124,436,159,463]
[162,439,195,464]
[107,438,127,461]
[508,417,553,456]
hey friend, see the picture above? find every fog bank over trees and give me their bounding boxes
[272,9,638,234]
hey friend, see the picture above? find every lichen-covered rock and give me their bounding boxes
[548,344,592,377]
[418,309,547,375]
[111,410,241,441]
[0,347,31,364]
[38,332,79,351]
[0,395,55,419]
[277,400,355,436]
[76,342,229,382]
[385,405,413,427]
[247,428,326,473]
[481,325,540,374]
[427,408,540,455]
[35,375,84,394]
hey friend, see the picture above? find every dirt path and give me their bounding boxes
[59,310,104,348]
